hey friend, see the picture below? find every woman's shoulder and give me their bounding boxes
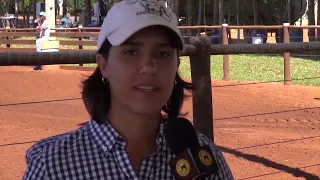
[195,132,223,161]
[195,132,235,180]
[25,123,88,164]
[196,132,219,150]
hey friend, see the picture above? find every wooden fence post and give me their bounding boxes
[283,23,291,85]
[222,23,230,81]
[79,26,83,66]
[189,36,214,141]
[5,27,11,48]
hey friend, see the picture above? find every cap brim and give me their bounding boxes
[107,22,184,50]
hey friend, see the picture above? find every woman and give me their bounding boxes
[23,0,234,179]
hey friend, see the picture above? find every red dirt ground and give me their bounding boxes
[0,66,319,180]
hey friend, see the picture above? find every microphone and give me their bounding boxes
[164,118,219,180]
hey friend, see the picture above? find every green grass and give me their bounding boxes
[70,54,320,86]
[178,54,320,86]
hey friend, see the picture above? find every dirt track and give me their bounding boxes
[0,66,319,180]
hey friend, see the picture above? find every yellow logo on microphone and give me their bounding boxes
[176,159,190,177]
[199,150,212,166]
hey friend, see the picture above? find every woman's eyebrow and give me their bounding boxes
[122,41,143,46]
[122,41,171,47]
[158,42,171,47]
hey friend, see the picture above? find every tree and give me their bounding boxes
[196,0,202,26]
[252,0,258,25]
[218,0,223,24]
[186,0,193,35]
[308,0,316,41]
[213,0,218,24]
[236,0,240,40]
[318,0,320,40]
[0,1,2,16]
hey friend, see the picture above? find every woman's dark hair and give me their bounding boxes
[82,35,194,124]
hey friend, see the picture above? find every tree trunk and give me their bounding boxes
[63,0,67,16]
[196,0,202,34]
[308,0,316,41]
[253,0,258,25]
[236,0,240,42]
[33,0,36,27]
[26,0,32,28]
[84,0,91,26]
[227,8,230,23]
[74,0,77,22]
[318,0,320,25]
[22,0,26,24]
[218,0,224,24]
[213,0,219,25]
[171,0,179,17]
[318,0,320,40]
[203,0,206,25]
[21,0,28,27]
[15,0,19,27]
[186,0,193,35]
[0,1,2,16]
[176,0,180,18]
[7,0,15,14]
[287,0,291,24]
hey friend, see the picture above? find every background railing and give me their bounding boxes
[1,33,320,139]
[1,25,320,85]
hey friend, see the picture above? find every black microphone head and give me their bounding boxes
[164,117,200,155]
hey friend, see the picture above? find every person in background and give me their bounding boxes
[60,13,73,28]
[33,11,50,70]
[93,0,101,25]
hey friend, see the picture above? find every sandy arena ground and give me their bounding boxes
[0,66,319,180]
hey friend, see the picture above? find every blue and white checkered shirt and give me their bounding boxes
[23,120,234,180]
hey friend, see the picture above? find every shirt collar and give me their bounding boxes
[88,120,169,153]
[89,120,123,152]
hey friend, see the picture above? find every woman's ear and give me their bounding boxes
[96,54,108,77]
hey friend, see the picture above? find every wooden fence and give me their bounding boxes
[1,24,320,84]
[0,27,99,52]
[1,34,320,139]
[1,25,320,139]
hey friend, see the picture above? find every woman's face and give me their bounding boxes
[97,26,179,115]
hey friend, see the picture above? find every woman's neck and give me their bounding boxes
[108,108,162,142]
[108,107,162,169]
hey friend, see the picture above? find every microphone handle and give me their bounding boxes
[193,174,220,180]
[192,174,206,180]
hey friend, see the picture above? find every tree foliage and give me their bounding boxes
[0,0,313,26]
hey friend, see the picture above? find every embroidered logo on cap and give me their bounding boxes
[136,0,172,22]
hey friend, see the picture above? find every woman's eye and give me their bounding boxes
[158,51,171,57]
[124,50,138,56]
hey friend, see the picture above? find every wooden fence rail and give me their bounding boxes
[1,25,320,139]
[2,37,320,139]
[2,24,320,83]
[2,42,319,65]
[2,24,320,31]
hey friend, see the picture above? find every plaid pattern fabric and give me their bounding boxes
[23,120,234,180]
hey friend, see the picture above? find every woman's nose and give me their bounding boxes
[139,55,157,75]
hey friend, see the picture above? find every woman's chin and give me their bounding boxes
[130,104,163,116]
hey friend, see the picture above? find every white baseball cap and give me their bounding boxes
[97,0,184,51]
